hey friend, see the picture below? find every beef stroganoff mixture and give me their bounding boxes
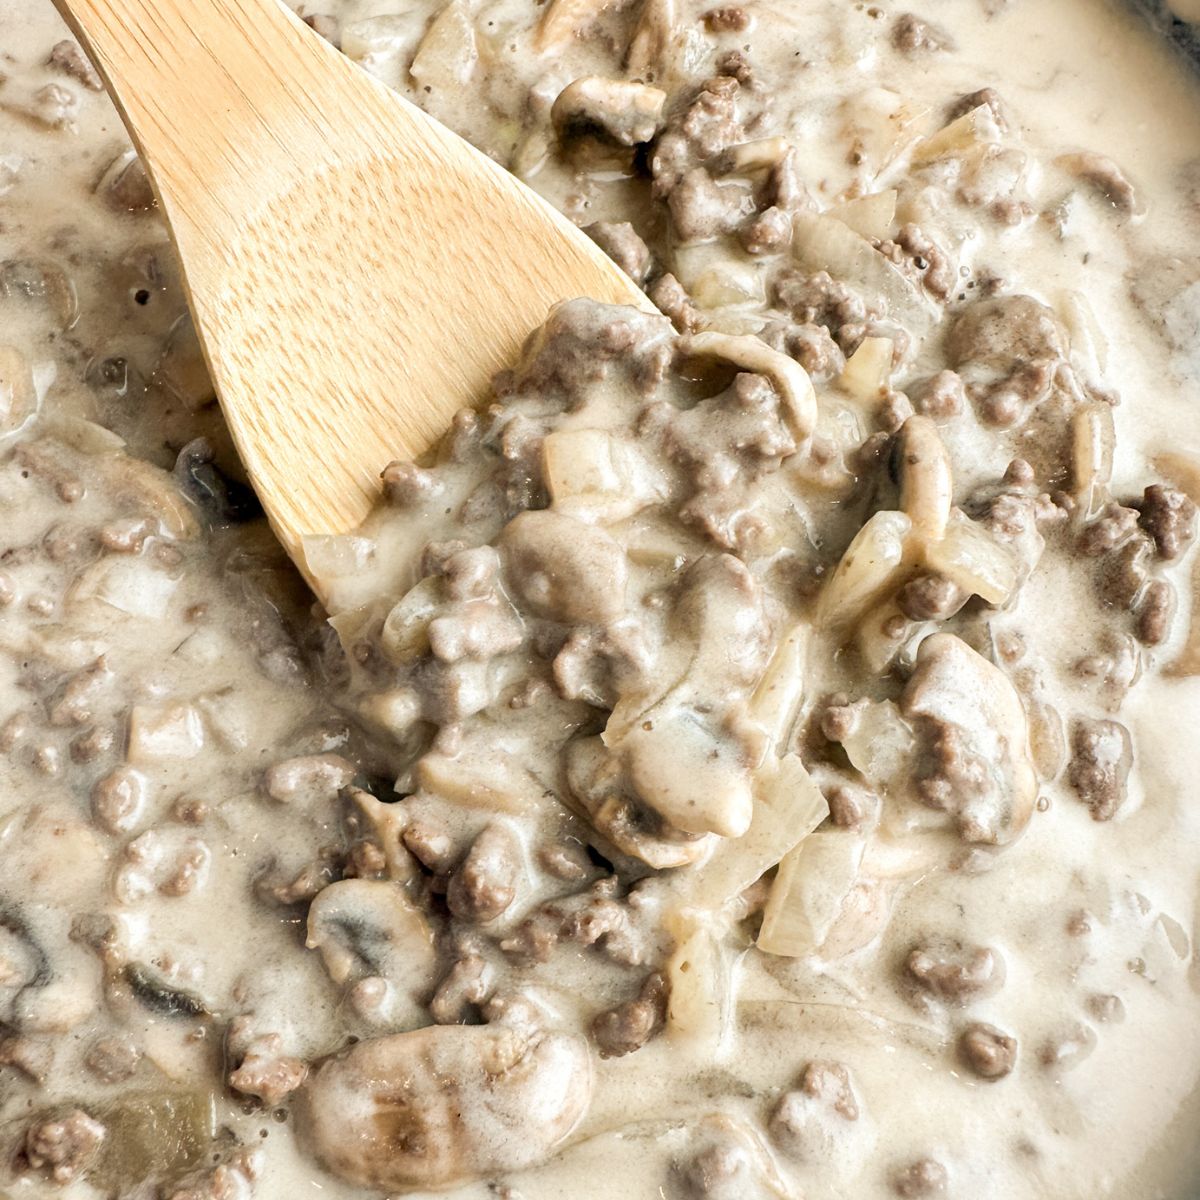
[3,0,1200,1196]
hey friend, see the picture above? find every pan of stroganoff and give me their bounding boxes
[2,0,1200,1198]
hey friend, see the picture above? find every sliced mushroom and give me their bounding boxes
[901,633,1037,845]
[680,331,817,442]
[564,736,714,869]
[500,509,628,625]
[296,1025,592,1191]
[379,577,443,663]
[668,554,773,694]
[306,879,436,992]
[896,416,952,541]
[123,962,209,1019]
[625,0,677,77]
[595,556,770,843]
[620,704,754,838]
[2,906,101,1035]
[0,911,49,1025]
[551,77,667,148]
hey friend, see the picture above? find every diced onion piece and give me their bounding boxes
[1026,694,1067,781]
[359,688,422,740]
[839,699,916,789]
[379,577,442,664]
[855,598,922,675]
[0,345,38,437]
[1057,289,1109,375]
[791,212,932,333]
[72,558,178,619]
[838,335,894,405]
[342,15,423,84]
[128,704,204,763]
[302,534,377,582]
[826,189,897,241]
[44,415,124,456]
[816,510,914,633]
[0,627,104,671]
[1153,451,1200,505]
[911,103,1000,165]
[1168,556,1200,678]
[536,0,611,52]
[544,428,620,503]
[626,0,676,74]
[510,128,551,180]
[542,428,667,523]
[340,22,383,56]
[711,137,790,176]
[673,244,768,307]
[410,0,479,91]
[665,909,731,1052]
[623,520,694,568]
[702,310,768,337]
[106,457,199,540]
[746,623,809,748]
[682,331,817,441]
[327,602,373,646]
[678,753,828,913]
[758,830,866,958]
[837,88,928,176]
[897,415,953,542]
[196,693,253,752]
[690,264,766,309]
[1069,402,1115,514]
[626,0,707,88]
[154,316,211,411]
[924,508,1020,606]
[417,749,535,813]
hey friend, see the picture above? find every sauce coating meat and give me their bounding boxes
[2,0,1200,1198]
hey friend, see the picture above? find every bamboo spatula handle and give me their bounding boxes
[50,0,341,258]
[50,0,651,592]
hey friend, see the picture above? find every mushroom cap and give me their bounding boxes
[296,1025,592,1191]
[902,632,1037,844]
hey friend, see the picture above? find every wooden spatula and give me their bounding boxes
[51,0,649,594]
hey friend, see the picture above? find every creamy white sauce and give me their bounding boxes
[1,0,1199,1198]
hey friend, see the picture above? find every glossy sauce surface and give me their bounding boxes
[1,1,1200,1198]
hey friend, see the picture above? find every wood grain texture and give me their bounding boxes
[51,0,650,591]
